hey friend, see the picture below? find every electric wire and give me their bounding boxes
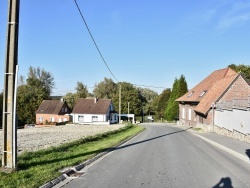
[73,0,119,82]
[72,0,166,90]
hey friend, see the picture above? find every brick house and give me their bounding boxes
[176,67,250,130]
[71,98,118,125]
[36,99,71,125]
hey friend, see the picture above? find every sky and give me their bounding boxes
[1,0,250,95]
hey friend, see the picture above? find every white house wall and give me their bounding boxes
[215,109,250,134]
[72,113,106,124]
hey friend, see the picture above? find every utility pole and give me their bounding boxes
[127,102,129,121]
[1,0,20,171]
[119,84,121,123]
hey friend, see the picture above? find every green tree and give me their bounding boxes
[137,88,158,115]
[17,67,55,125]
[165,75,188,121]
[157,88,171,119]
[228,64,250,80]
[93,78,117,99]
[113,82,145,115]
[63,92,77,110]
[76,81,89,98]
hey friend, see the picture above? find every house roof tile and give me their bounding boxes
[176,67,238,115]
[72,98,112,114]
[36,100,66,114]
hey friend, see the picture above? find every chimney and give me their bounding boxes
[95,97,99,103]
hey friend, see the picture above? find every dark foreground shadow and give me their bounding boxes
[115,127,191,151]
[246,149,250,159]
[212,177,233,188]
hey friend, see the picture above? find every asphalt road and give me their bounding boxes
[62,123,250,188]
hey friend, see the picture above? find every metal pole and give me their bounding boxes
[128,102,129,121]
[119,84,121,124]
[2,0,19,171]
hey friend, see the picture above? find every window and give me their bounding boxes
[50,117,55,122]
[62,108,64,112]
[188,109,192,120]
[188,91,194,97]
[199,91,207,97]
[39,117,43,123]
[78,115,84,122]
[65,108,67,113]
[92,116,98,122]
[182,108,185,119]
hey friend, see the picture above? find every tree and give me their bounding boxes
[165,75,188,121]
[113,82,145,115]
[228,64,250,80]
[93,78,117,99]
[75,81,89,98]
[63,92,77,110]
[137,88,158,115]
[17,66,55,125]
[156,88,171,119]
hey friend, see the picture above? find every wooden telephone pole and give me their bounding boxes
[1,0,20,171]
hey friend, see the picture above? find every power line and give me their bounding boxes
[133,84,165,89]
[73,0,119,82]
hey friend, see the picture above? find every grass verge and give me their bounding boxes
[0,124,145,188]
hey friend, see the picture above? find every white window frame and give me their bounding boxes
[78,115,84,122]
[39,117,43,123]
[182,108,185,119]
[188,109,192,120]
[50,117,55,122]
[92,116,98,122]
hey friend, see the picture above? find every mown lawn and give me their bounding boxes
[0,124,145,188]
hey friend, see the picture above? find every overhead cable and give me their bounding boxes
[73,0,119,82]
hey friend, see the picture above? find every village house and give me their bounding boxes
[176,67,250,139]
[36,99,71,125]
[71,98,118,125]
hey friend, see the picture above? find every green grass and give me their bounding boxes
[0,124,145,188]
[193,127,202,131]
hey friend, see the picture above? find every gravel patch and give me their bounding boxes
[0,124,126,156]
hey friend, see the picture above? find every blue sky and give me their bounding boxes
[1,0,250,95]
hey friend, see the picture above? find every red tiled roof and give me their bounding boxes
[176,67,238,115]
[36,100,65,114]
[72,98,112,114]
[195,74,239,114]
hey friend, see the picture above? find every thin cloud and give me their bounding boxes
[216,1,250,30]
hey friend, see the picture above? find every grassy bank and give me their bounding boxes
[0,124,145,188]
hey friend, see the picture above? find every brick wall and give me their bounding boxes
[179,103,197,126]
[36,114,71,125]
[219,75,250,101]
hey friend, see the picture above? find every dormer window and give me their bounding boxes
[199,90,207,97]
[188,91,194,97]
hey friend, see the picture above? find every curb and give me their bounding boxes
[192,133,249,164]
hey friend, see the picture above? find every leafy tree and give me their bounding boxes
[93,78,117,99]
[157,88,171,119]
[113,82,145,115]
[17,67,54,125]
[228,64,250,80]
[137,88,158,115]
[76,81,89,98]
[165,75,188,121]
[63,92,77,110]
